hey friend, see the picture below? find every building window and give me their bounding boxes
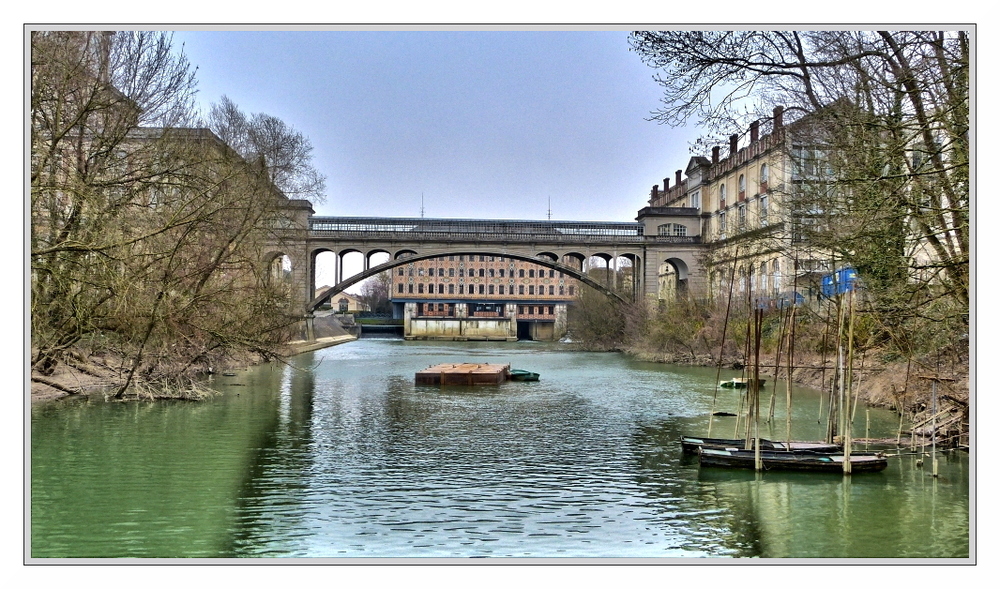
[519,285,525,295]
[408,284,413,294]
[499,269,505,278]
[398,268,404,275]
[459,285,464,294]
[759,195,769,226]
[418,284,424,294]
[489,269,495,278]
[690,189,700,210]
[719,184,726,209]
[440,284,446,294]
[772,259,781,294]
[489,285,495,295]
[449,284,454,294]
[737,205,746,229]
[459,268,464,277]
[499,285,505,295]
[398,284,403,293]
[519,269,525,278]
[529,285,535,295]
[718,211,727,236]
[739,174,746,198]
[760,163,769,191]
[549,270,555,278]
[569,286,575,296]
[549,285,554,295]
[479,255,485,262]
[529,269,535,278]
[449,268,455,277]
[479,268,485,277]
[418,268,424,276]
[559,286,565,295]
[478,284,485,294]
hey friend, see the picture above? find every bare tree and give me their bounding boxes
[630,30,969,355]
[357,271,393,314]
[207,95,326,203]
[31,31,301,396]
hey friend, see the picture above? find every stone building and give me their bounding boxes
[643,106,832,304]
[390,254,578,341]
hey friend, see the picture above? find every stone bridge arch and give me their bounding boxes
[307,248,632,314]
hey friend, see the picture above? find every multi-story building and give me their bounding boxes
[643,106,832,304]
[390,254,579,340]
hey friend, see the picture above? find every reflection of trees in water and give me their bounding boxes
[631,421,764,557]
[633,417,970,559]
[224,362,315,556]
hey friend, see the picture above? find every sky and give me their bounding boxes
[171,29,704,223]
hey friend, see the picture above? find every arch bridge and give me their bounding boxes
[267,210,706,337]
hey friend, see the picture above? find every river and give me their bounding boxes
[30,339,970,560]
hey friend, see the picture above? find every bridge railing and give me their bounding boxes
[308,217,657,244]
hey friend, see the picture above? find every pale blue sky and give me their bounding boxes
[172,29,702,223]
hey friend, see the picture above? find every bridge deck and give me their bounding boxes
[310,216,650,243]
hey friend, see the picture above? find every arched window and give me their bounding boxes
[719,184,727,209]
[760,164,770,191]
[739,174,746,197]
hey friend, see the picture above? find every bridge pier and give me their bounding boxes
[305,312,316,342]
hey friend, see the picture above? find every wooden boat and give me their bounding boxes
[698,447,888,473]
[681,436,841,455]
[508,368,540,382]
[719,377,766,389]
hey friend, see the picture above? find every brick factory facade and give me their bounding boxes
[391,254,578,341]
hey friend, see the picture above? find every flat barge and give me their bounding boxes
[415,363,510,385]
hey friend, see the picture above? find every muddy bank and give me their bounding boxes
[624,345,969,444]
[30,333,358,405]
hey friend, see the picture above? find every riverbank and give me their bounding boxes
[30,335,358,405]
[623,345,969,444]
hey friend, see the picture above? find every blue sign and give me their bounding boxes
[821,267,858,297]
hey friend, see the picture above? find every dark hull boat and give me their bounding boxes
[680,436,841,455]
[508,369,540,381]
[698,447,888,473]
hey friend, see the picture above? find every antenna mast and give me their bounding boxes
[421,193,425,218]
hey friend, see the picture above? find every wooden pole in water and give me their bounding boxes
[767,305,787,424]
[915,375,955,477]
[785,299,796,450]
[709,248,739,438]
[843,289,855,475]
[753,308,764,471]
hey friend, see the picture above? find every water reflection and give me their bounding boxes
[31,340,969,559]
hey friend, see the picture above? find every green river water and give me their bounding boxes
[29,339,971,560]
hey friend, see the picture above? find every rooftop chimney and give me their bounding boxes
[651,185,659,200]
[712,146,720,165]
[663,177,670,191]
[675,170,682,187]
[750,120,760,143]
[773,106,784,129]
[729,134,739,158]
